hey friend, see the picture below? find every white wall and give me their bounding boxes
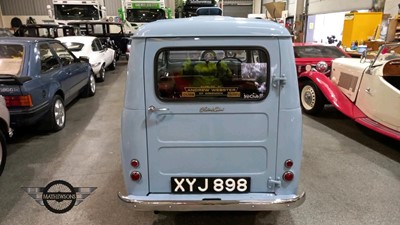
[0,3,3,27]
[308,0,373,15]
[384,0,399,17]
[313,12,346,44]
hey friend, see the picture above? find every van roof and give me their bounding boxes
[133,16,292,38]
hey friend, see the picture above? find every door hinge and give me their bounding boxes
[267,177,281,189]
[272,74,287,88]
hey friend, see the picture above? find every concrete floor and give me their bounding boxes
[0,60,399,225]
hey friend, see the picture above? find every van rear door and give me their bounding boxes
[144,37,281,194]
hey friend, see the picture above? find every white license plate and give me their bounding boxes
[171,177,251,193]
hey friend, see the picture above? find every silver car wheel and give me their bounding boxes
[100,65,105,80]
[54,99,65,127]
[90,73,96,93]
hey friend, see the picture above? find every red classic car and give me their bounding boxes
[293,43,350,76]
[297,43,400,141]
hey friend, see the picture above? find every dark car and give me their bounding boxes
[0,37,96,131]
[67,21,130,60]
[14,24,79,38]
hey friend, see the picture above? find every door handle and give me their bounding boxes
[148,105,169,112]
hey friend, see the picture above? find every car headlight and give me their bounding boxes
[316,61,328,73]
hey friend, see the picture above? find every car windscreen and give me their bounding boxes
[294,46,348,58]
[126,9,166,22]
[156,48,270,101]
[54,4,100,20]
[0,44,24,76]
[62,42,84,51]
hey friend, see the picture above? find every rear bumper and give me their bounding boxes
[9,102,50,128]
[117,191,306,211]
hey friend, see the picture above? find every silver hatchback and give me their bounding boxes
[0,95,12,176]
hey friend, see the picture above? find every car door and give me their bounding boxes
[94,38,109,66]
[144,37,281,194]
[49,42,87,102]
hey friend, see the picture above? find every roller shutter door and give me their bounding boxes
[223,5,253,17]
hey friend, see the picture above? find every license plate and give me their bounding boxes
[171,177,251,193]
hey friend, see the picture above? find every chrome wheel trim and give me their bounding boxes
[112,59,116,68]
[301,85,316,110]
[54,99,65,127]
[100,65,105,80]
[90,73,96,93]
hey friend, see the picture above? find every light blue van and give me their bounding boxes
[119,16,305,211]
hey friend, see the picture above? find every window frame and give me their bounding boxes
[39,43,61,74]
[154,46,271,102]
[49,42,77,67]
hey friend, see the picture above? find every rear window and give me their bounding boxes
[294,46,348,58]
[62,42,84,51]
[156,48,270,101]
[0,44,24,76]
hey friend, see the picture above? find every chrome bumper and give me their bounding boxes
[117,191,306,211]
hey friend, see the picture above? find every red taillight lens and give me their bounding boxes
[5,95,33,107]
[130,159,140,168]
[282,171,294,181]
[284,159,293,168]
[130,171,141,181]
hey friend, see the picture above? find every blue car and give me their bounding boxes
[0,37,96,131]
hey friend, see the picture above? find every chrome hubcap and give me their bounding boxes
[100,66,105,79]
[90,74,96,93]
[301,85,316,110]
[54,99,65,127]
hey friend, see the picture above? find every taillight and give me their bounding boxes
[282,171,294,181]
[284,159,293,169]
[130,159,140,168]
[130,171,141,181]
[4,95,33,107]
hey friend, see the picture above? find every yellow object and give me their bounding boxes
[342,12,383,47]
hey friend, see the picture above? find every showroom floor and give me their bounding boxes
[0,60,399,225]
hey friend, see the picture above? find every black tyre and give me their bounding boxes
[96,64,106,82]
[300,80,325,115]
[82,71,96,97]
[47,95,66,132]
[108,58,116,70]
[0,130,6,176]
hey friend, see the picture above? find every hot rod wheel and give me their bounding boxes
[300,80,325,115]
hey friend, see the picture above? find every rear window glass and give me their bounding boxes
[156,48,270,101]
[294,46,348,58]
[0,44,24,76]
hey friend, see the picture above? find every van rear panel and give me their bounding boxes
[143,38,280,194]
[119,16,304,211]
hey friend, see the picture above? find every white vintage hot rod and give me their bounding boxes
[298,43,400,141]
